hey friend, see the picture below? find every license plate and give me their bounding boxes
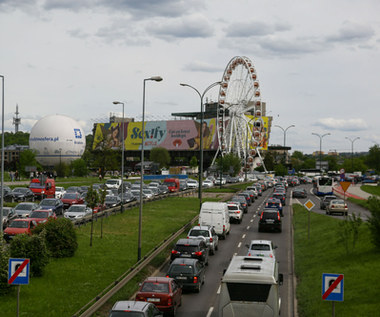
[181,254,191,257]
[176,276,187,280]
[147,298,160,302]
[266,219,274,223]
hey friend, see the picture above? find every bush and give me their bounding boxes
[367,196,380,250]
[9,233,49,277]
[0,241,11,295]
[32,218,78,258]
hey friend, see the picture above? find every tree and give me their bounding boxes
[86,185,99,246]
[150,147,170,169]
[366,144,380,173]
[215,153,242,176]
[17,149,41,177]
[70,158,88,177]
[367,196,380,250]
[190,156,198,168]
[274,163,288,176]
[0,240,11,294]
[263,152,275,171]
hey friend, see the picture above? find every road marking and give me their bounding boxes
[242,234,246,239]
[217,285,221,294]
[238,242,241,248]
[250,219,254,223]
[206,307,214,317]
[233,252,237,256]
[247,226,250,230]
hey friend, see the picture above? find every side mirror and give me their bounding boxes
[279,273,284,285]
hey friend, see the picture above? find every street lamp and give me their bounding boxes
[113,101,125,212]
[180,81,222,210]
[138,76,162,261]
[245,117,256,182]
[312,132,331,172]
[275,124,295,164]
[346,137,360,172]
[0,75,4,236]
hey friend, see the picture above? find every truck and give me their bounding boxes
[219,256,283,317]
[29,175,56,199]
[199,202,230,239]
[163,178,180,192]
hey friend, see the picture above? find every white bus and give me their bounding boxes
[218,256,283,317]
[313,175,334,196]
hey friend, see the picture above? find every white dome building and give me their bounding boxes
[29,114,86,166]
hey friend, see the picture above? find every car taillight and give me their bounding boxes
[260,212,263,220]
[171,250,178,254]
[248,252,251,256]
[209,237,213,242]
[136,296,146,301]
[193,276,198,284]
[278,213,281,221]
[236,211,240,214]
[166,275,169,278]
[168,297,172,306]
[194,251,202,256]
[223,225,225,232]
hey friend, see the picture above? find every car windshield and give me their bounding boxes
[63,193,77,199]
[30,211,48,218]
[331,200,344,204]
[40,199,56,206]
[107,180,118,185]
[168,264,193,274]
[165,182,176,187]
[15,204,34,211]
[141,282,169,293]
[68,206,85,213]
[228,205,239,211]
[106,196,118,202]
[189,229,210,237]
[13,188,27,193]
[251,244,270,251]
[9,221,29,228]
[109,312,144,317]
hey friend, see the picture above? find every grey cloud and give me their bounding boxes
[68,29,91,39]
[182,61,223,73]
[326,22,374,43]
[225,21,291,37]
[315,118,368,131]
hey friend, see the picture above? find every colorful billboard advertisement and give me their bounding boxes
[92,119,220,151]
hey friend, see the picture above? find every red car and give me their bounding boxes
[135,276,182,316]
[28,209,57,224]
[61,192,84,209]
[3,218,38,242]
[93,203,105,214]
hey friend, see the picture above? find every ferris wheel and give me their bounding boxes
[216,56,265,169]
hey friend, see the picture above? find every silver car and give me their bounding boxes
[109,301,163,317]
[64,204,92,221]
[187,225,219,255]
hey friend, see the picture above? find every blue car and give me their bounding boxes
[38,198,64,215]
[265,198,283,217]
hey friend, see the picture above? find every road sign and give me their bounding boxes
[8,258,30,285]
[322,273,344,301]
[340,168,345,174]
[304,199,315,211]
[340,181,351,193]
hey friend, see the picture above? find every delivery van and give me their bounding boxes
[219,256,283,317]
[198,202,230,239]
[163,178,180,192]
[29,175,56,199]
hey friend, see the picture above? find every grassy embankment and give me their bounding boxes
[293,204,380,316]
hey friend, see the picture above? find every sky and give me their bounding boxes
[0,0,379,155]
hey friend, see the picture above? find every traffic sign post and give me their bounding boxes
[304,200,315,240]
[322,273,344,317]
[8,258,30,317]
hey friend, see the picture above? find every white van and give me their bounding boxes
[218,256,283,317]
[198,202,230,239]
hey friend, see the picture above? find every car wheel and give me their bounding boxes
[195,281,201,293]
[215,244,218,251]
[170,304,177,316]
[209,247,215,255]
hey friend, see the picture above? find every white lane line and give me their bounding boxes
[217,285,221,294]
[250,219,254,223]
[238,242,242,248]
[247,226,250,230]
[242,234,246,239]
[206,307,214,317]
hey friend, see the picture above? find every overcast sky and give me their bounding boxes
[1,0,379,154]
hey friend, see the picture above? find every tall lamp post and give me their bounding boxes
[312,132,330,172]
[275,124,295,164]
[180,81,221,210]
[346,136,360,172]
[113,101,125,212]
[138,76,162,261]
[0,75,4,236]
[245,117,256,181]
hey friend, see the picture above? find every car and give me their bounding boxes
[258,209,282,233]
[55,186,66,199]
[104,195,122,208]
[226,202,243,224]
[271,192,286,206]
[3,218,38,241]
[108,301,163,317]
[118,192,136,204]
[105,179,122,189]
[242,190,255,203]
[326,199,348,216]
[1,207,17,229]
[187,225,219,255]
[320,195,337,210]
[230,196,248,213]
[66,186,83,194]
[143,189,155,199]
[186,179,199,189]
[158,184,169,194]
[246,186,258,198]
[28,209,57,224]
[64,204,92,220]
[236,192,252,206]
[245,239,277,259]
[61,192,85,209]
[265,198,283,217]
[170,238,209,265]
[135,277,182,316]
[14,202,39,218]
[166,258,205,293]
[11,187,35,202]
[202,179,214,188]
[38,198,64,215]
[214,177,227,185]
[0,185,15,202]
[292,188,307,198]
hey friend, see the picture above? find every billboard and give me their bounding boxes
[92,119,219,151]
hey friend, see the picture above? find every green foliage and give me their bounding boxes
[263,151,275,171]
[189,156,198,168]
[70,158,88,177]
[0,241,11,295]
[32,218,78,258]
[273,163,287,176]
[0,131,30,147]
[9,233,49,277]
[91,146,119,178]
[215,153,242,176]
[337,213,363,255]
[150,147,171,168]
[365,144,380,173]
[367,196,380,250]
[17,149,41,177]
[85,185,99,210]
[55,162,71,178]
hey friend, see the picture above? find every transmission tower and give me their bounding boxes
[13,104,21,133]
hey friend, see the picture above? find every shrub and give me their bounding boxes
[32,218,78,258]
[367,196,380,250]
[9,232,49,277]
[0,241,11,295]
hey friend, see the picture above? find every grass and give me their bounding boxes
[0,197,200,317]
[360,184,380,196]
[293,204,380,316]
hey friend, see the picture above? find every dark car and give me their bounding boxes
[12,187,35,202]
[14,202,39,218]
[320,195,337,210]
[242,190,255,203]
[38,198,64,215]
[1,207,17,229]
[170,238,209,265]
[109,301,163,317]
[166,258,205,292]
[61,192,84,209]
[135,277,182,315]
[230,196,248,213]
[265,198,283,216]
[292,188,307,198]
[258,209,282,233]
[1,186,15,202]
[236,192,252,205]
[271,192,286,206]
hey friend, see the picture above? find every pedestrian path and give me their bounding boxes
[333,183,376,200]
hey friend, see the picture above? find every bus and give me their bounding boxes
[313,175,334,196]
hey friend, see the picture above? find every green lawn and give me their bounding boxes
[0,197,199,317]
[293,204,380,316]
[361,184,380,196]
